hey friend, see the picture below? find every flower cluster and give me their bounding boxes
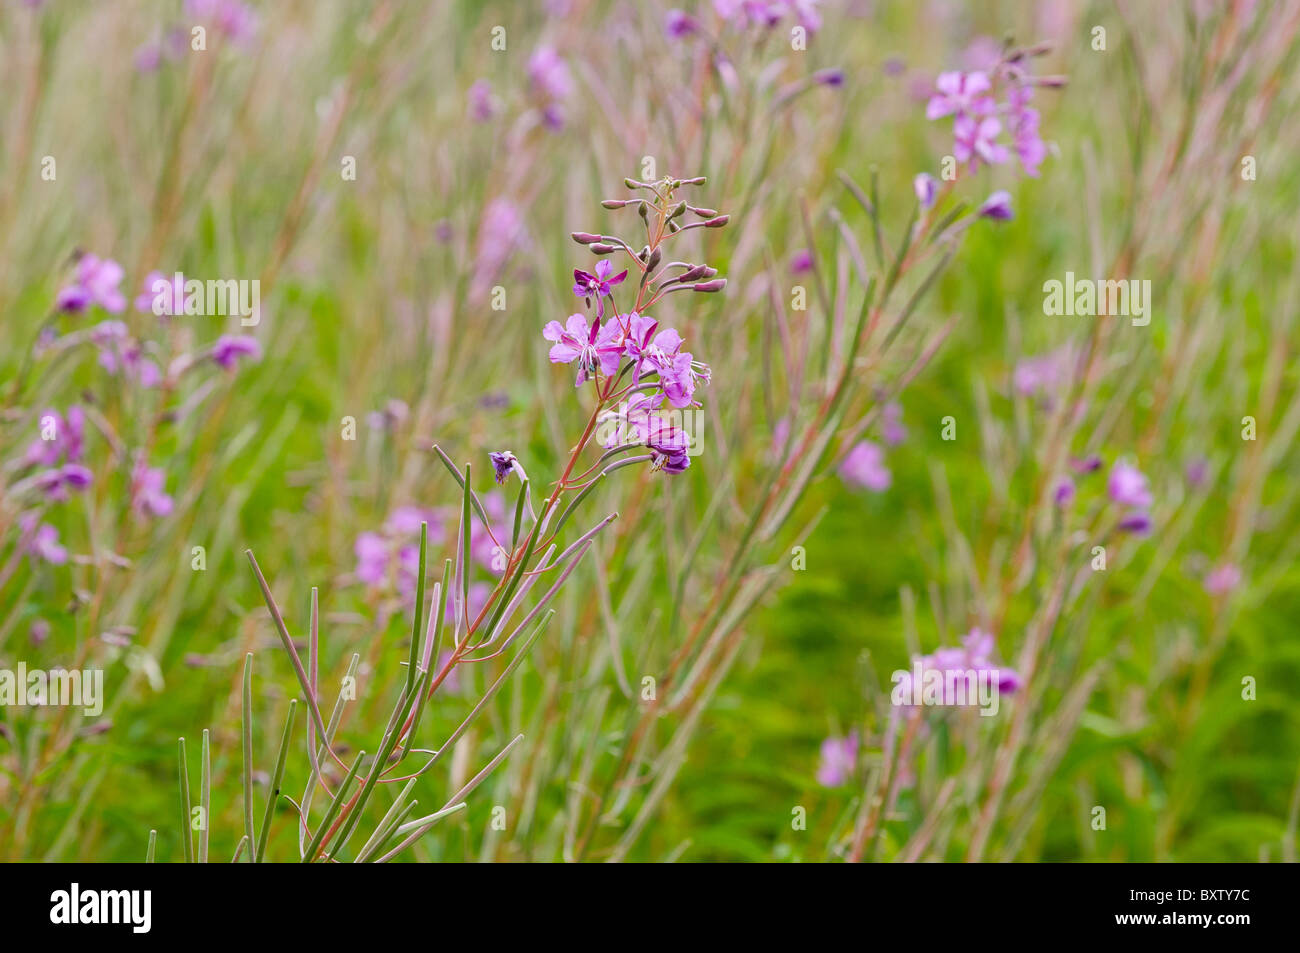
[542,175,727,476]
[925,45,1059,178]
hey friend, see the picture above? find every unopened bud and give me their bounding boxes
[692,279,727,292]
[703,215,730,228]
[691,207,718,218]
[590,243,617,254]
[572,231,602,244]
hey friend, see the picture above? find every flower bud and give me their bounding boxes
[692,279,727,292]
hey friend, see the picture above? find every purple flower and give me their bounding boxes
[56,254,126,313]
[977,190,1014,221]
[572,259,628,317]
[816,731,859,787]
[36,464,93,501]
[131,459,174,518]
[659,350,705,409]
[813,68,844,88]
[212,335,261,370]
[472,198,526,295]
[1117,511,1153,535]
[1108,462,1153,508]
[543,314,622,386]
[468,80,499,122]
[1185,456,1209,488]
[881,402,907,446]
[489,450,518,484]
[665,9,699,37]
[926,70,994,120]
[790,249,814,275]
[136,271,188,316]
[646,423,692,474]
[913,172,937,209]
[955,115,1009,170]
[1070,454,1103,475]
[186,0,258,42]
[25,407,85,467]
[840,440,891,492]
[621,313,682,381]
[385,505,439,538]
[1204,564,1242,596]
[354,531,389,585]
[1053,477,1075,507]
[528,45,572,101]
[1011,107,1047,177]
[23,518,68,565]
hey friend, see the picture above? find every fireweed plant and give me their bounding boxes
[164,178,731,861]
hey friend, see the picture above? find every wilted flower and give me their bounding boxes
[489,451,518,484]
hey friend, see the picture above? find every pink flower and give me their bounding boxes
[954,114,1009,169]
[1204,564,1242,596]
[1108,462,1153,508]
[543,314,622,386]
[131,459,174,518]
[56,254,126,313]
[468,80,498,122]
[816,731,858,787]
[528,45,572,101]
[881,402,907,446]
[22,518,68,565]
[926,70,994,120]
[35,464,93,501]
[977,190,1013,221]
[1011,107,1047,177]
[913,173,937,209]
[212,335,261,370]
[135,271,189,316]
[24,407,84,467]
[840,441,891,492]
[355,532,389,585]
